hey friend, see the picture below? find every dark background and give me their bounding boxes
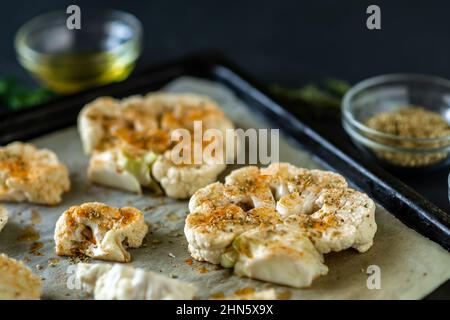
[1,0,450,85]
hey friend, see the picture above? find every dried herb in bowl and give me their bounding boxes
[365,107,450,167]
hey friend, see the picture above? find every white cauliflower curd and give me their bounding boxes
[0,205,7,233]
[0,142,70,205]
[78,93,234,198]
[284,188,377,253]
[231,225,328,288]
[0,254,42,300]
[76,263,197,300]
[54,202,148,262]
[185,163,377,287]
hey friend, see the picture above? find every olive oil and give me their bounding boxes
[15,9,142,94]
[21,50,137,94]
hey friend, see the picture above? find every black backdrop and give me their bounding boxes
[1,0,450,85]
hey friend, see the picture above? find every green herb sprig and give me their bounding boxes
[270,78,350,109]
[0,77,53,111]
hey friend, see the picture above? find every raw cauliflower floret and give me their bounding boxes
[54,202,148,262]
[0,206,7,233]
[224,166,276,208]
[0,142,70,205]
[0,253,42,300]
[76,263,197,300]
[285,188,377,253]
[78,93,234,199]
[152,151,226,199]
[261,163,347,216]
[228,224,328,288]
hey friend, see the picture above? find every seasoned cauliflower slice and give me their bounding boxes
[0,206,7,233]
[285,188,377,253]
[0,254,42,300]
[54,202,148,262]
[185,163,377,287]
[78,93,235,199]
[228,225,328,288]
[0,142,70,205]
[76,263,197,300]
[185,206,281,264]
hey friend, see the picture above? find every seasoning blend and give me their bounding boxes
[365,106,450,167]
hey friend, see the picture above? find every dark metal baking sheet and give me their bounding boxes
[0,52,449,256]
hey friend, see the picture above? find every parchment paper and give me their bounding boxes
[0,77,449,300]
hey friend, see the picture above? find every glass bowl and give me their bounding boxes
[15,9,142,94]
[342,74,450,169]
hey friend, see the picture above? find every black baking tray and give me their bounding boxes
[0,52,449,298]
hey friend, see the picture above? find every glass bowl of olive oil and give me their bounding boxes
[15,9,142,94]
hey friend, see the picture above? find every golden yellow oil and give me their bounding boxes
[24,51,137,94]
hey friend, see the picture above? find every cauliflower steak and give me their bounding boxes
[0,254,42,300]
[185,163,377,287]
[78,93,234,198]
[0,142,70,205]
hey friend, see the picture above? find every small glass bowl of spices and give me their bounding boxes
[342,74,450,169]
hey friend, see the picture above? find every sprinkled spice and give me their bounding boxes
[197,266,209,274]
[48,258,60,268]
[30,209,42,225]
[210,292,225,299]
[29,242,44,256]
[365,107,450,166]
[165,212,181,221]
[277,289,292,300]
[234,287,255,296]
[17,226,40,242]
[69,254,91,264]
